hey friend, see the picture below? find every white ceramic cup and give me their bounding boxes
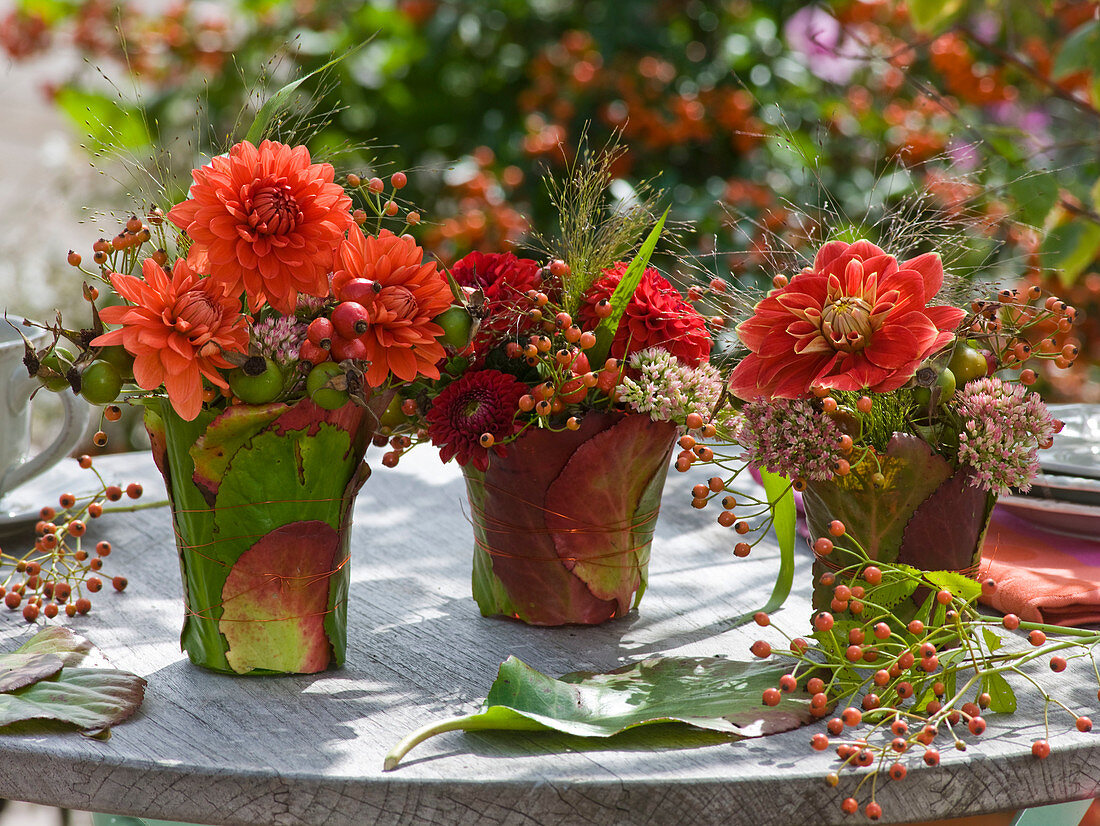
[0,319,91,502]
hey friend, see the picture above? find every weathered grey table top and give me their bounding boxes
[0,447,1095,826]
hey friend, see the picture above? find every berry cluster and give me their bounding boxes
[967,285,1080,383]
[381,270,637,466]
[2,456,141,623]
[750,520,1100,821]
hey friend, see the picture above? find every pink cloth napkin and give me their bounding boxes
[978,507,1100,626]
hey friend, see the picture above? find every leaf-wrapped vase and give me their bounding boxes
[462,411,677,626]
[802,433,996,613]
[143,394,387,675]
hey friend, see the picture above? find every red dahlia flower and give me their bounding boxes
[452,251,542,346]
[577,263,711,367]
[426,370,528,471]
[167,140,353,314]
[331,226,453,386]
[91,258,249,421]
[727,240,965,399]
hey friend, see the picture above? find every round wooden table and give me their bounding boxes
[0,448,1095,826]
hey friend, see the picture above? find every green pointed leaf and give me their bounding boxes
[981,627,1003,654]
[588,209,669,366]
[245,51,353,145]
[924,570,982,603]
[1053,19,1100,79]
[384,654,817,770]
[864,564,919,612]
[907,0,965,31]
[983,671,1017,714]
[759,469,795,612]
[1041,221,1100,286]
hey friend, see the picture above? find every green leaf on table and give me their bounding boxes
[0,668,146,734]
[14,625,96,666]
[0,628,146,735]
[981,671,1017,714]
[0,654,63,693]
[384,654,817,770]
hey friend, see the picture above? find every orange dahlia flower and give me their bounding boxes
[728,240,965,399]
[91,258,249,421]
[167,140,353,314]
[331,226,453,386]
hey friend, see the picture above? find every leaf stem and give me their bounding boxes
[383,714,477,771]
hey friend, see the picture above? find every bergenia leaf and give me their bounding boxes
[14,626,98,667]
[0,654,64,693]
[0,629,146,735]
[589,208,669,366]
[0,668,146,732]
[384,654,817,770]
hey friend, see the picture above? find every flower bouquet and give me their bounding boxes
[700,238,1068,614]
[25,137,455,674]
[389,148,723,626]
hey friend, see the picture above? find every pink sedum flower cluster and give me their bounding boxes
[617,348,722,426]
[956,377,1058,496]
[733,398,845,481]
[252,314,308,366]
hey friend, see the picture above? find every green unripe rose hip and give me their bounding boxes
[432,306,474,349]
[96,345,136,381]
[40,347,75,392]
[913,367,956,407]
[947,345,989,384]
[379,395,409,429]
[306,362,350,410]
[228,357,284,404]
[79,360,123,405]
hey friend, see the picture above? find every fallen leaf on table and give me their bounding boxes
[0,627,146,737]
[384,654,817,770]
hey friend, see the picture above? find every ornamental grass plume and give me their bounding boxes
[956,376,1059,496]
[733,398,845,481]
[91,257,249,421]
[168,139,354,314]
[617,348,723,426]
